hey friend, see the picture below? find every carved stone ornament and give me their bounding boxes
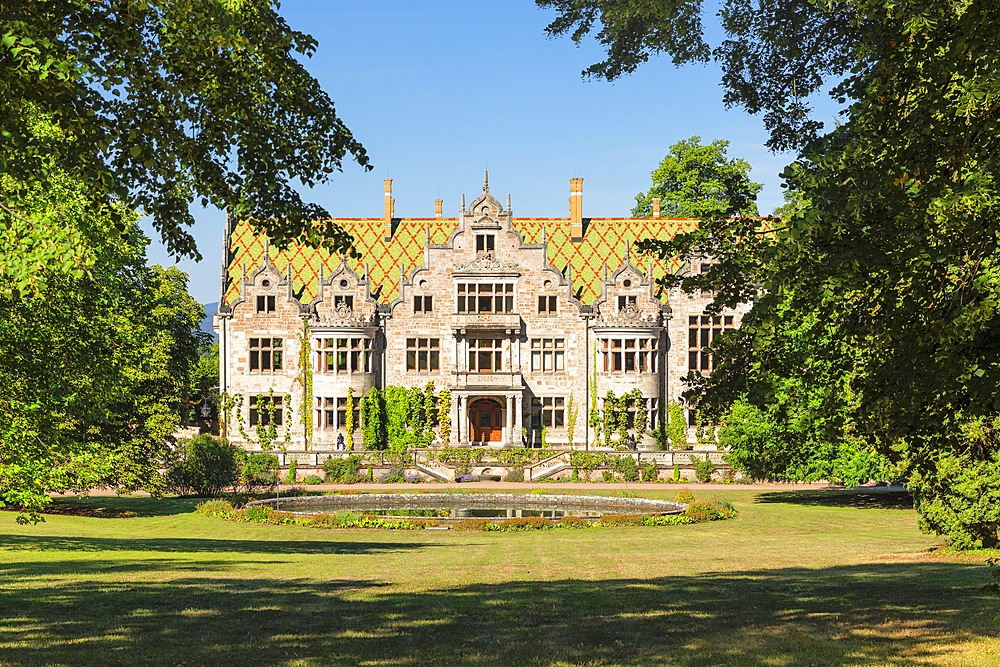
[596,302,660,327]
[452,252,519,272]
[318,302,376,326]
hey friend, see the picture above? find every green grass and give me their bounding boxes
[1,488,998,666]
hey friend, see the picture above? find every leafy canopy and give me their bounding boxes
[541,0,1000,547]
[631,136,762,218]
[2,0,370,268]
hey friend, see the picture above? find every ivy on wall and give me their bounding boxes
[346,386,356,450]
[438,388,452,443]
[297,320,313,449]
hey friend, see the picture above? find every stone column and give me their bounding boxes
[506,394,514,446]
[458,393,467,445]
[450,390,460,445]
[515,394,523,447]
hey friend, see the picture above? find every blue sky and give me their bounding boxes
[143,1,841,304]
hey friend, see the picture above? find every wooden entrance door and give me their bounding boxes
[469,399,503,443]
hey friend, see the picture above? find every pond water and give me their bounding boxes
[260,493,686,521]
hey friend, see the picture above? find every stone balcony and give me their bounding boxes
[451,370,523,390]
[451,312,521,332]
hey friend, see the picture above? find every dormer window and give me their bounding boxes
[476,235,495,253]
[618,295,637,312]
[414,295,433,314]
[256,295,276,314]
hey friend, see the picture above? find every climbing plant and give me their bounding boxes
[667,401,687,450]
[222,388,292,452]
[631,388,647,435]
[362,387,384,450]
[438,388,452,444]
[423,382,436,445]
[616,393,629,446]
[297,321,313,449]
[603,391,617,447]
[345,387,356,450]
[566,391,578,449]
[590,343,601,448]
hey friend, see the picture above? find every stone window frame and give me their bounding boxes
[413,294,434,315]
[467,338,504,373]
[529,337,565,373]
[537,294,558,315]
[249,394,283,426]
[530,396,565,430]
[315,337,373,374]
[456,282,515,314]
[406,337,440,372]
[255,295,276,314]
[475,234,495,253]
[249,337,283,373]
[316,396,349,430]
[688,315,734,372]
[599,336,658,374]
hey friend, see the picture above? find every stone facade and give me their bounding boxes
[215,175,753,451]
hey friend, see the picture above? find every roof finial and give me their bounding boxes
[483,169,489,192]
[263,238,269,260]
[625,238,630,260]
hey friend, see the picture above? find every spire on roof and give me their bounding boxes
[483,169,489,193]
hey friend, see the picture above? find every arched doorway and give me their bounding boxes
[469,398,503,444]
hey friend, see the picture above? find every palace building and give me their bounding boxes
[214,174,752,451]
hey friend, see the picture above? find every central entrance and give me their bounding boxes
[469,398,503,444]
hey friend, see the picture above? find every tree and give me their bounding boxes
[540,0,1000,547]
[631,137,761,218]
[2,0,370,281]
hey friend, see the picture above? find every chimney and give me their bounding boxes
[434,199,443,219]
[652,198,661,218]
[570,177,584,241]
[384,178,394,241]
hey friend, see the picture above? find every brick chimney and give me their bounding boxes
[434,199,443,219]
[652,198,661,218]
[383,179,394,241]
[570,177,583,241]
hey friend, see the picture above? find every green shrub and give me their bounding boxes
[167,435,242,496]
[674,488,695,504]
[610,455,639,482]
[602,470,614,482]
[641,462,658,482]
[555,515,591,529]
[302,474,323,485]
[244,505,272,522]
[693,455,716,483]
[672,465,681,483]
[238,452,279,493]
[285,458,297,483]
[324,455,361,483]
[909,448,1000,549]
[195,499,236,517]
[685,500,723,523]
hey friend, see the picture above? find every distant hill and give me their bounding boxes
[201,302,218,342]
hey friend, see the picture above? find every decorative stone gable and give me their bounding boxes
[308,261,378,327]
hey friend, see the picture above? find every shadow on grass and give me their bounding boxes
[755,489,914,510]
[3,495,207,518]
[0,533,441,558]
[0,561,995,666]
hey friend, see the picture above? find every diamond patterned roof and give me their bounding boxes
[224,217,697,307]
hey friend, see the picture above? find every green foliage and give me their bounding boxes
[423,383,437,445]
[302,475,323,485]
[641,462,658,482]
[323,455,362,484]
[434,447,483,476]
[437,388,452,444]
[610,455,639,482]
[667,401,687,450]
[630,137,762,218]
[238,453,278,494]
[166,435,241,497]
[345,387,355,450]
[692,455,715,483]
[361,388,384,450]
[0,119,208,520]
[674,488,695,504]
[603,391,617,447]
[2,0,371,268]
[543,0,1000,548]
[631,389,647,436]
[297,321,312,448]
[285,458,297,484]
[569,451,606,481]
[589,344,601,447]
[672,466,681,483]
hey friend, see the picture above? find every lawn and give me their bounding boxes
[0,488,997,666]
